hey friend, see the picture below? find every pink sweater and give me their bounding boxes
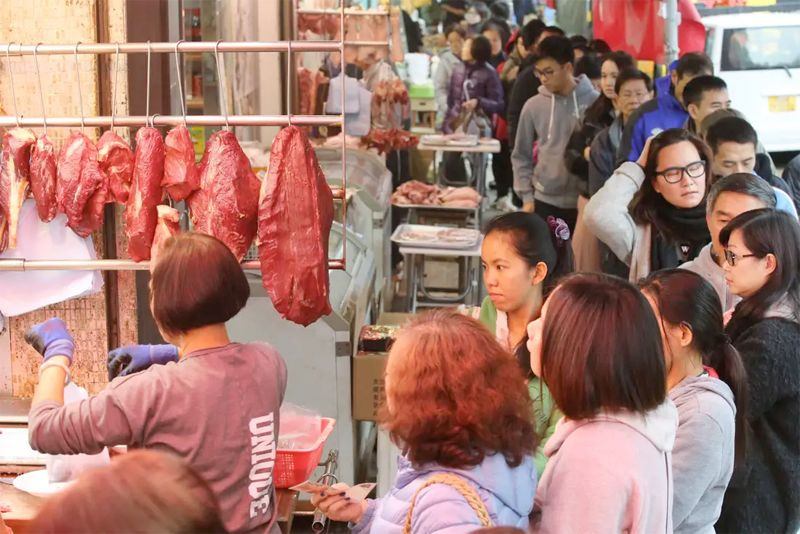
[531,401,678,534]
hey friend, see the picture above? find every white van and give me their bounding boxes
[704,12,800,152]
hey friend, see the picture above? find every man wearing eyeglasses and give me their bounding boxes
[680,172,797,312]
[511,35,598,230]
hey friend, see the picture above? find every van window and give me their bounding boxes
[705,27,715,57]
[720,26,800,71]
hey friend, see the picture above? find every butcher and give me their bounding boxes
[23,232,288,534]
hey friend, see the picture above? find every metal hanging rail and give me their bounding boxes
[0,115,342,128]
[0,258,346,272]
[2,41,346,55]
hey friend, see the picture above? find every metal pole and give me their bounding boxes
[0,41,363,55]
[0,258,346,272]
[0,114,342,128]
[664,0,680,65]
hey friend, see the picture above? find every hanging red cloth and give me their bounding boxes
[592,0,705,63]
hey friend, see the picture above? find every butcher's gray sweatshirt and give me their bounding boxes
[29,342,287,534]
[669,375,736,534]
[512,74,598,208]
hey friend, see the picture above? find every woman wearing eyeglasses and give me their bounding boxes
[584,128,712,281]
[715,208,800,534]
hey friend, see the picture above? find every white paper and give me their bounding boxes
[0,199,102,316]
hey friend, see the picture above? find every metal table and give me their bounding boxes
[399,240,483,313]
[416,138,501,198]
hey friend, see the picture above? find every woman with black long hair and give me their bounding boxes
[467,212,573,477]
[639,269,747,534]
[584,128,712,281]
[716,208,800,533]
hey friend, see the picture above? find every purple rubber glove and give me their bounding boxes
[107,344,179,380]
[24,318,75,363]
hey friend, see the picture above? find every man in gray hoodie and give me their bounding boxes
[511,35,598,230]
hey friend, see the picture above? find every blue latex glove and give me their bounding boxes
[107,344,179,380]
[24,318,75,363]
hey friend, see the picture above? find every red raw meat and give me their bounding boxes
[151,204,181,263]
[126,127,165,261]
[29,134,58,222]
[56,133,109,238]
[97,130,135,204]
[0,127,36,248]
[187,130,260,261]
[162,125,199,202]
[258,126,334,326]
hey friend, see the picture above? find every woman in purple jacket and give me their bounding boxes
[444,35,505,135]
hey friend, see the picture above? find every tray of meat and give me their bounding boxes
[358,324,400,353]
[391,224,481,249]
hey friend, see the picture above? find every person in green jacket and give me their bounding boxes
[466,212,573,476]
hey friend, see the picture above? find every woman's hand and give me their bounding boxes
[25,318,75,364]
[309,483,368,524]
[636,135,656,168]
[107,344,179,381]
[463,99,478,113]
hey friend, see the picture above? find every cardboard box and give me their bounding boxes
[351,313,414,421]
[352,351,388,422]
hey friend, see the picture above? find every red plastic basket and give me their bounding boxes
[274,417,336,488]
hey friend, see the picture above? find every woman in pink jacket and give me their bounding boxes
[527,273,677,534]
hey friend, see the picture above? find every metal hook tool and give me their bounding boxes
[286,39,292,126]
[111,43,121,131]
[34,43,47,135]
[214,40,229,129]
[145,40,152,124]
[74,42,85,132]
[174,40,187,125]
[6,43,21,128]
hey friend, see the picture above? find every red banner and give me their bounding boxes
[592,0,706,63]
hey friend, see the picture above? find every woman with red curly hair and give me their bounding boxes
[311,310,537,532]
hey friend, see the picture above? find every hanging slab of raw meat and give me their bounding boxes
[258,126,334,326]
[162,125,200,202]
[56,132,109,238]
[97,130,135,204]
[0,128,36,248]
[151,204,181,264]
[29,134,58,222]
[126,127,165,262]
[187,130,259,261]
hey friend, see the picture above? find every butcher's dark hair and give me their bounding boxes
[682,75,728,108]
[721,209,800,339]
[675,51,714,79]
[536,35,574,65]
[542,274,667,419]
[484,212,574,376]
[151,232,250,335]
[615,68,653,94]
[520,19,546,49]
[543,25,565,37]
[639,269,748,464]
[705,116,758,153]
[470,35,493,64]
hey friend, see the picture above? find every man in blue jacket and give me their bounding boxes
[617,52,713,163]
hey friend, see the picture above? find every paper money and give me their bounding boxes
[289,480,329,493]
[345,483,376,502]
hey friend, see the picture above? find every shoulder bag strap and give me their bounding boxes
[402,472,492,534]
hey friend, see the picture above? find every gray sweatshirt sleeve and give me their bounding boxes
[671,412,728,530]
[28,375,151,454]
[583,161,645,265]
[433,62,450,128]
[511,100,537,204]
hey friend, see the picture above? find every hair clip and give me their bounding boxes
[546,216,571,247]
